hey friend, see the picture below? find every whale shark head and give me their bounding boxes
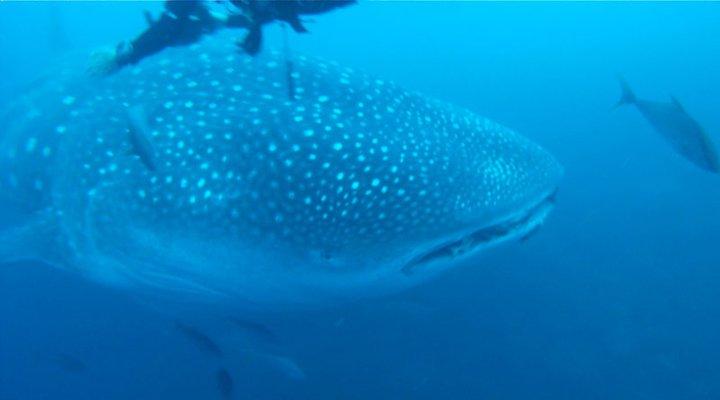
[0,36,562,307]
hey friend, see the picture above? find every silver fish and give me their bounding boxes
[616,76,720,173]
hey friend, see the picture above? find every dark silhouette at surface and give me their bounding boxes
[93,0,356,75]
[114,0,250,69]
[232,0,356,55]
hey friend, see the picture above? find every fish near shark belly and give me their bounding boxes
[0,36,562,305]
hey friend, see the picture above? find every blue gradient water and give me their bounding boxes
[1,2,719,399]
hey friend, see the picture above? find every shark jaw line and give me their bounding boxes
[401,189,557,276]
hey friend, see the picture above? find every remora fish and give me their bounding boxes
[616,76,720,173]
[126,105,159,171]
[0,34,562,307]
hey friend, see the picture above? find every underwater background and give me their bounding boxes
[1,1,719,399]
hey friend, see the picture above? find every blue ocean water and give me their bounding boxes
[1,2,719,399]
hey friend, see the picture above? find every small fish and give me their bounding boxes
[216,368,233,399]
[126,105,158,171]
[228,317,278,344]
[616,76,720,173]
[175,322,223,358]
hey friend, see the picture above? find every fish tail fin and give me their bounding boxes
[0,210,59,266]
[614,75,636,109]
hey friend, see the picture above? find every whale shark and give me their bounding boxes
[0,35,562,307]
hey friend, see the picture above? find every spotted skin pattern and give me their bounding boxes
[0,36,561,305]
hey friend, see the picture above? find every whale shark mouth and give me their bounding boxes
[401,190,558,276]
